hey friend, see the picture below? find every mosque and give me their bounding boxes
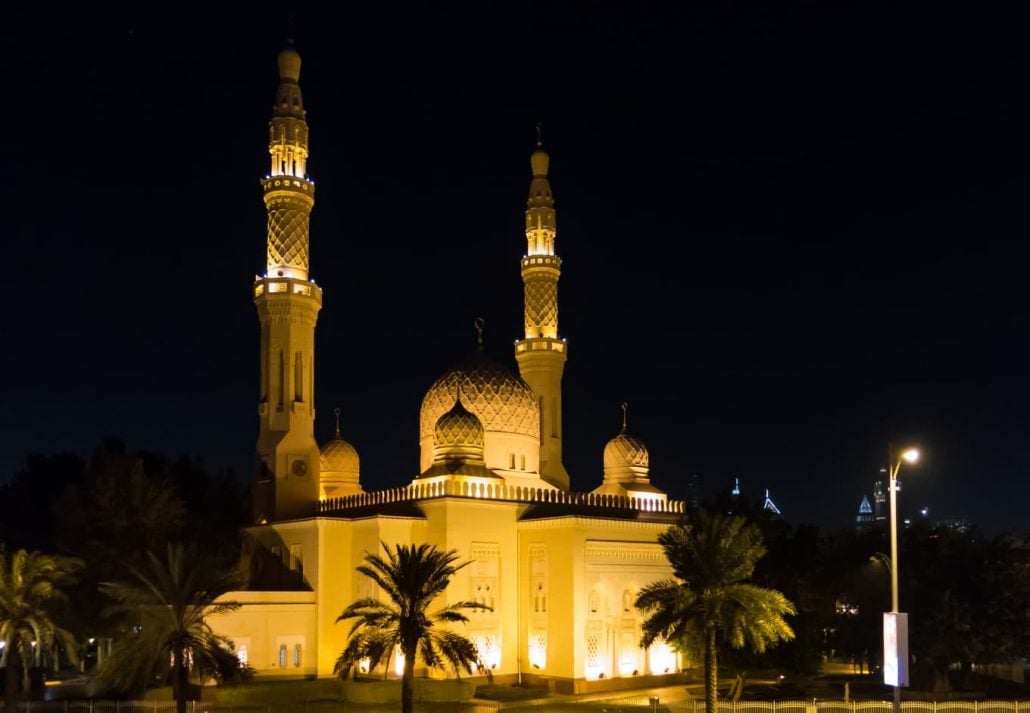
[211,44,687,694]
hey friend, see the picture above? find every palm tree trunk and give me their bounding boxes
[174,647,188,713]
[4,651,19,713]
[401,645,415,713]
[704,627,718,713]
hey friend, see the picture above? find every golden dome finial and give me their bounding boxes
[333,407,341,438]
[620,401,629,435]
[474,317,485,353]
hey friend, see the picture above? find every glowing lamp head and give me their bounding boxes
[901,448,920,464]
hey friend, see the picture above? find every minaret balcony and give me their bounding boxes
[261,175,315,203]
[254,276,323,303]
[515,337,566,355]
[521,255,561,271]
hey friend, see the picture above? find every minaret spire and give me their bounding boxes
[264,42,313,279]
[252,44,323,522]
[515,136,569,490]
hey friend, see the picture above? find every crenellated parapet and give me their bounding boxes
[319,482,684,516]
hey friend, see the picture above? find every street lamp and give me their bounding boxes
[885,446,919,713]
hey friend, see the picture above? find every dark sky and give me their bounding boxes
[4,3,1028,535]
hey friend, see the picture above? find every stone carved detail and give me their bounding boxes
[257,299,320,326]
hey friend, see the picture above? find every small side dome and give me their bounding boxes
[603,433,650,473]
[594,404,667,501]
[319,408,362,498]
[434,399,485,458]
[320,437,360,475]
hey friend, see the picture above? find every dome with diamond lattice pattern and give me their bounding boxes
[320,436,360,475]
[604,433,650,472]
[420,355,539,441]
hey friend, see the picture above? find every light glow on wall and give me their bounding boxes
[358,657,371,674]
[474,634,501,670]
[528,633,546,669]
[649,640,676,675]
[394,648,405,676]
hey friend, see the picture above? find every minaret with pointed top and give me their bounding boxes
[253,43,322,522]
[515,136,569,490]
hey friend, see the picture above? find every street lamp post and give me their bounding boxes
[886,447,919,713]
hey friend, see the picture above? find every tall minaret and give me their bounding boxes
[515,138,569,490]
[252,43,322,522]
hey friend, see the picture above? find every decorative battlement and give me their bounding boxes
[319,481,685,515]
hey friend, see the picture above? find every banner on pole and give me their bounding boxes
[883,612,909,686]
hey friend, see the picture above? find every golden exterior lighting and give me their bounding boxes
[901,448,920,464]
[211,47,685,693]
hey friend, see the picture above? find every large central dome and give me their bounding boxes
[420,355,539,440]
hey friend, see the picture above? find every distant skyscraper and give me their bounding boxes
[856,495,874,531]
[873,476,886,522]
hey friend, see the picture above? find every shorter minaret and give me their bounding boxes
[253,43,322,522]
[515,134,569,490]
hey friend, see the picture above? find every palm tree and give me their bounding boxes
[0,547,81,710]
[636,511,796,713]
[96,543,248,713]
[335,542,489,713]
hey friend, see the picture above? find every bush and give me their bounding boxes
[474,683,549,701]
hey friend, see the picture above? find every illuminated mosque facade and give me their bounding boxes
[212,45,687,693]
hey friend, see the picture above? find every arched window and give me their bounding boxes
[293,644,302,668]
[278,644,287,668]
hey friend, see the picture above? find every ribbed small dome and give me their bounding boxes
[435,400,485,450]
[320,436,360,475]
[604,433,650,471]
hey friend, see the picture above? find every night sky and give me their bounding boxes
[4,3,1028,535]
